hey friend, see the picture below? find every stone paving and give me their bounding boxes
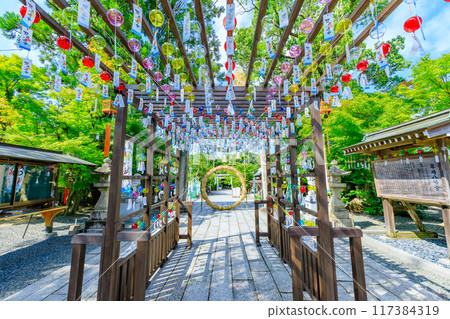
[3,190,449,301]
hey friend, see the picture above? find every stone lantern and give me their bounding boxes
[85,158,111,231]
[329,160,353,227]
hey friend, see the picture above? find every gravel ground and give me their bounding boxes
[0,213,94,300]
[368,235,449,269]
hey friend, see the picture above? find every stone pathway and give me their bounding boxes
[3,190,449,301]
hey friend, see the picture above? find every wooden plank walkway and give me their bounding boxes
[3,190,449,301]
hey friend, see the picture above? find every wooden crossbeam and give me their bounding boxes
[285,0,340,80]
[51,0,135,78]
[194,0,215,87]
[160,0,197,87]
[304,0,371,79]
[125,0,174,79]
[263,0,306,87]
[245,0,269,87]
[318,0,403,81]
[88,0,156,82]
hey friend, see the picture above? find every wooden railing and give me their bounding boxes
[68,202,192,301]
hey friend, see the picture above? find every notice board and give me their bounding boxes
[372,153,449,205]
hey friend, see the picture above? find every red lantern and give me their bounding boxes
[330,85,339,93]
[100,71,111,82]
[380,43,391,55]
[225,73,235,83]
[119,82,125,91]
[224,41,236,52]
[404,16,423,33]
[357,60,369,72]
[82,56,95,68]
[20,6,41,24]
[341,73,352,83]
[300,185,306,193]
[225,60,235,70]
[57,35,73,51]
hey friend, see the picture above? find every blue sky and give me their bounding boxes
[1,1,449,76]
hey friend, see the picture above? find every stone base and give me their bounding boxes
[333,209,354,227]
[85,219,106,232]
[44,232,57,239]
[68,224,81,236]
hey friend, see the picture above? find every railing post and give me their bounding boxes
[67,243,86,301]
[255,202,260,246]
[267,198,272,244]
[187,202,192,247]
[275,134,285,260]
[349,236,367,301]
[289,235,303,301]
[133,240,149,301]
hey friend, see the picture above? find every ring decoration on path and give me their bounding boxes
[201,165,247,210]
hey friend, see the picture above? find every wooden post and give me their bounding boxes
[67,243,86,301]
[161,130,170,262]
[382,199,397,237]
[98,96,127,301]
[266,138,272,243]
[310,96,337,301]
[187,202,192,247]
[175,148,181,243]
[289,235,303,301]
[275,134,285,259]
[255,202,260,246]
[349,237,367,301]
[442,206,450,258]
[401,201,427,232]
[436,139,450,258]
[133,240,149,301]
[145,118,156,230]
[289,112,299,222]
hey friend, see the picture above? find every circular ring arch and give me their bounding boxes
[201,165,247,210]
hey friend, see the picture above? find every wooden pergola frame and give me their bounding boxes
[24,0,404,301]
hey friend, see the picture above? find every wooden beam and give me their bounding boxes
[304,0,371,79]
[194,0,215,86]
[125,0,174,79]
[263,0,306,87]
[285,0,339,80]
[160,0,197,87]
[245,0,268,87]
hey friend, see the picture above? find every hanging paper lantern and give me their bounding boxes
[162,84,171,93]
[290,84,299,93]
[380,43,391,55]
[274,75,283,85]
[265,94,273,103]
[336,18,352,34]
[100,71,111,82]
[319,42,333,56]
[224,41,236,52]
[107,8,124,27]
[172,57,184,70]
[162,42,175,56]
[223,16,237,31]
[330,85,339,93]
[143,56,154,70]
[300,17,315,34]
[184,84,193,94]
[111,55,124,69]
[20,6,41,24]
[332,64,344,76]
[128,38,141,52]
[82,56,95,68]
[357,60,369,72]
[57,35,72,51]
[341,73,352,83]
[280,61,291,73]
[289,45,302,58]
[149,9,164,27]
[154,72,163,82]
[404,16,422,33]
[225,60,236,70]
[91,35,106,52]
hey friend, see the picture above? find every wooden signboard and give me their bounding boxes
[372,153,450,206]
